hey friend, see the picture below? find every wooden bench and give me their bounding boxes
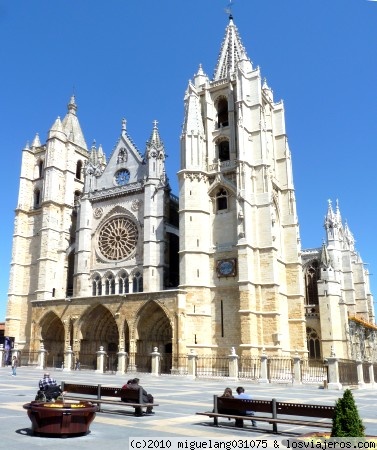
[196,395,335,433]
[61,382,158,416]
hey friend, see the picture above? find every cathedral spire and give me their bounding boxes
[147,120,163,148]
[62,95,87,150]
[67,95,77,115]
[145,120,166,181]
[31,133,41,148]
[213,15,249,81]
[320,242,332,269]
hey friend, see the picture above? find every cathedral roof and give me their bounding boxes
[213,15,249,81]
[61,95,88,150]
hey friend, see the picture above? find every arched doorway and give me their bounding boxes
[135,301,172,373]
[79,305,119,371]
[39,312,65,369]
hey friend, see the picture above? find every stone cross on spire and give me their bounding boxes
[225,0,235,19]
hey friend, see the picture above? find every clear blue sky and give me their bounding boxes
[1,0,376,322]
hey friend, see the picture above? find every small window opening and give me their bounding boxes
[217,98,229,128]
[216,188,228,211]
[34,189,41,208]
[76,160,83,180]
[218,141,230,162]
[38,160,44,178]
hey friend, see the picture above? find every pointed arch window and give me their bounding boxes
[76,160,83,180]
[34,188,41,208]
[119,271,129,294]
[92,275,102,296]
[306,327,321,359]
[218,140,230,162]
[133,271,143,293]
[105,274,115,295]
[305,261,320,305]
[216,188,228,212]
[217,98,229,128]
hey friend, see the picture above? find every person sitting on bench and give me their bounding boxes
[234,386,256,427]
[35,373,62,402]
[121,378,155,416]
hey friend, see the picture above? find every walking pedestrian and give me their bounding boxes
[11,356,18,376]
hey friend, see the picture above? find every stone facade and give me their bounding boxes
[5,16,375,371]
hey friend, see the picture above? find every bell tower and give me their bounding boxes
[6,96,88,343]
[178,15,305,355]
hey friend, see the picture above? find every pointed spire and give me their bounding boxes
[31,133,41,148]
[122,118,127,134]
[97,144,106,168]
[48,116,66,141]
[213,16,249,81]
[320,242,332,269]
[324,199,337,229]
[335,199,342,224]
[148,120,163,148]
[194,64,209,88]
[89,140,98,165]
[262,78,274,102]
[67,95,77,115]
[344,221,355,251]
[62,95,87,149]
[182,83,205,136]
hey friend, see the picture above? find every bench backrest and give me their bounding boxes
[216,396,273,414]
[101,386,143,403]
[62,382,100,397]
[61,382,144,403]
[215,396,334,419]
[276,401,335,419]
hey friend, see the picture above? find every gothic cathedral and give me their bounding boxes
[5,16,375,371]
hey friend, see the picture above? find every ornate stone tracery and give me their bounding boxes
[98,217,138,261]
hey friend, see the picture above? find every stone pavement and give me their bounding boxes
[1,366,377,449]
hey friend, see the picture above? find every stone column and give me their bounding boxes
[64,345,74,371]
[228,347,239,380]
[292,354,302,385]
[368,362,375,388]
[150,347,161,376]
[96,346,106,373]
[127,340,137,372]
[259,351,269,384]
[187,350,197,378]
[117,351,128,376]
[326,352,342,390]
[37,343,47,369]
[0,344,4,368]
[356,360,365,389]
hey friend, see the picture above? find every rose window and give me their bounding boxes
[98,217,138,260]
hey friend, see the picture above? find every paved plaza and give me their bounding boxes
[1,366,377,449]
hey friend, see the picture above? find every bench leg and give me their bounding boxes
[235,419,244,428]
[135,407,143,417]
[214,416,218,427]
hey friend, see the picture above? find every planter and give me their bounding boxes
[23,400,98,437]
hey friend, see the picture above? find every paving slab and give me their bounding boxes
[1,366,376,449]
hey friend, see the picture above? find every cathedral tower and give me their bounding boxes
[179,15,305,355]
[6,96,88,344]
